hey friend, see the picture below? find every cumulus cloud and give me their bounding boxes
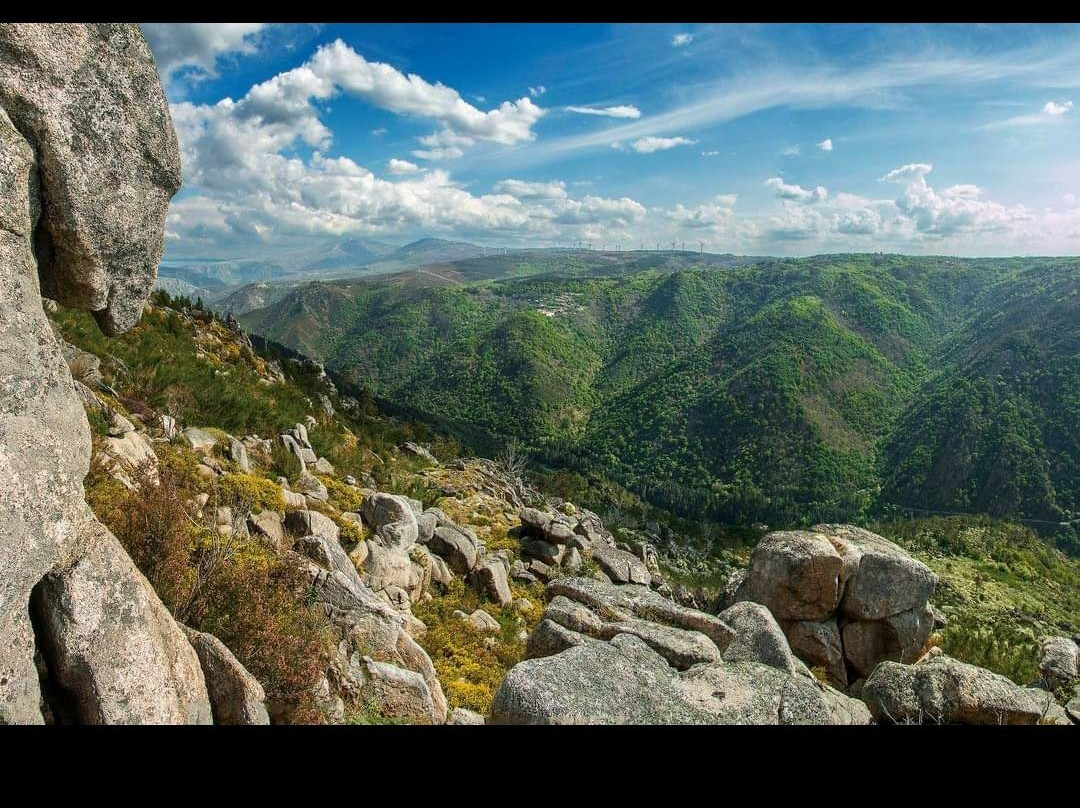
[142,23,266,84]
[817,138,833,152]
[617,136,697,153]
[672,33,693,47]
[880,162,1033,236]
[664,195,738,229]
[387,158,422,175]
[308,40,545,148]
[492,179,568,199]
[765,177,828,203]
[551,195,646,225]
[566,104,642,119]
[1042,100,1073,116]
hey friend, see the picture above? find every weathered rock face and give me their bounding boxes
[492,574,867,725]
[734,525,937,687]
[180,626,269,725]
[863,651,1044,725]
[0,24,213,724]
[0,24,181,335]
[1038,636,1079,691]
[31,524,211,724]
[738,531,844,621]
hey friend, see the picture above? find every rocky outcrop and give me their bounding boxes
[0,24,219,724]
[862,650,1044,725]
[492,574,867,724]
[307,560,447,724]
[734,524,937,687]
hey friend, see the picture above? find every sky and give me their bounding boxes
[141,22,1080,260]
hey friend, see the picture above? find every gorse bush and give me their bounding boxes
[216,472,286,514]
[413,577,542,714]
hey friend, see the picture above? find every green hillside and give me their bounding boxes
[241,254,1080,539]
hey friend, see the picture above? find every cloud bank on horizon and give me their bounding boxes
[143,22,1080,259]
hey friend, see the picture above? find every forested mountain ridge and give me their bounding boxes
[241,253,1079,538]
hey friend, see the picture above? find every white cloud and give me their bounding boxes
[167,55,648,250]
[664,195,738,230]
[371,127,388,136]
[551,195,646,225]
[986,99,1075,128]
[309,40,545,147]
[783,145,801,156]
[530,85,547,98]
[880,162,1033,236]
[817,138,834,152]
[1064,192,1076,204]
[566,104,642,119]
[492,179,568,199]
[672,33,693,47]
[880,163,934,183]
[387,158,422,175]
[142,23,266,84]
[765,177,828,203]
[702,150,721,156]
[622,136,697,154]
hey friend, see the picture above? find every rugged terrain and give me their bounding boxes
[1,23,1076,726]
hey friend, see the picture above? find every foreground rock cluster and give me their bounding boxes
[491,575,871,724]
[727,524,941,690]
[491,512,1078,726]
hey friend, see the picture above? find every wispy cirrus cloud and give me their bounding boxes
[984,99,1074,128]
[566,104,642,119]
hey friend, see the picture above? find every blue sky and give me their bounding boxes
[142,23,1080,259]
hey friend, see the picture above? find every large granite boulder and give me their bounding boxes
[738,530,844,620]
[362,493,419,550]
[863,652,1044,725]
[30,523,211,724]
[180,625,269,725]
[1038,636,1079,691]
[0,23,181,334]
[0,24,216,724]
[813,524,938,620]
[734,525,939,687]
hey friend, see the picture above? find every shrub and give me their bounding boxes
[85,446,330,723]
[413,578,530,714]
[337,519,365,545]
[216,472,286,514]
[319,475,364,512]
